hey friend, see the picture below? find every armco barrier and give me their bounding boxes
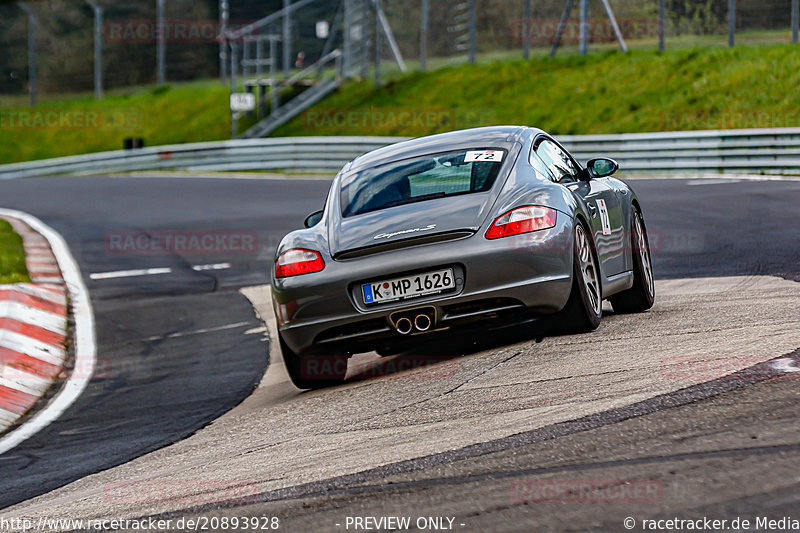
[559,128,800,172]
[1,128,799,179]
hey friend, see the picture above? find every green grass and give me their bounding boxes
[2,37,800,163]
[0,220,31,284]
[0,80,233,164]
[275,43,800,137]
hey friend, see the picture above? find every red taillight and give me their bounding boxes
[275,248,325,278]
[485,205,557,240]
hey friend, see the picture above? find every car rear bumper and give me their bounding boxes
[273,217,574,355]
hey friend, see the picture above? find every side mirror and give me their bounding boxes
[304,209,324,228]
[586,158,619,179]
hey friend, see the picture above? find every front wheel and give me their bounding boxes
[556,222,603,333]
[279,334,348,389]
[609,207,655,313]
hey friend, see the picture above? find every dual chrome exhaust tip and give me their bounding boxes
[395,317,413,335]
[392,309,434,335]
[414,313,431,332]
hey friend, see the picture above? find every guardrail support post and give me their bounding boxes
[658,0,665,51]
[792,0,799,43]
[728,0,736,47]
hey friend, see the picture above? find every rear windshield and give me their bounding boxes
[340,148,507,218]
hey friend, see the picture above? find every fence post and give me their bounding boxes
[523,0,531,60]
[230,41,238,138]
[157,0,166,84]
[550,0,573,57]
[658,0,665,51]
[375,0,382,87]
[468,0,476,64]
[283,0,291,78]
[270,37,279,114]
[16,3,37,106]
[792,0,799,43]
[420,0,428,71]
[256,37,264,78]
[728,0,735,47]
[85,1,104,100]
[579,0,588,56]
[220,0,228,83]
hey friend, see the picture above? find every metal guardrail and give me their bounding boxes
[1,128,800,180]
[558,128,800,172]
[0,137,405,180]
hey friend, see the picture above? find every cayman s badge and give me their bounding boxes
[373,224,437,240]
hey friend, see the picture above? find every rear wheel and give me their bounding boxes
[279,333,348,389]
[610,207,655,313]
[557,222,602,333]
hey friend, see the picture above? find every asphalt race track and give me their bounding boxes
[0,174,798,531]
[0,176,331,509]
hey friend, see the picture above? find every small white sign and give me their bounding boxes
[230,93,255,112]
[465,150,504,163]
[316,20,330,39]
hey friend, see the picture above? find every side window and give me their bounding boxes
[529,149,554,180]
[535,139,579,182]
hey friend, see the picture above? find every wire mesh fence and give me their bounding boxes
[0,0,798,104]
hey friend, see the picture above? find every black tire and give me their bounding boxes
[279,333,348,389]
[610,207,655,313]
[557,221,603,333]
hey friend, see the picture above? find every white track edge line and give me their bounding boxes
[0,208,96,455]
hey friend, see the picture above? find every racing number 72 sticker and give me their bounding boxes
[465,150,504,163]
[597,199,611,235]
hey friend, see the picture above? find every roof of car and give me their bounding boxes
[347,126,540,173]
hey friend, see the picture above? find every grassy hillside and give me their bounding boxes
[0,81,232,164]
[275,44,800,137]
[2,43,798,164]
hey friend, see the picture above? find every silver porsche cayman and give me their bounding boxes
[272,126,655,388]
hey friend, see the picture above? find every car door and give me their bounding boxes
[532,137,627,279]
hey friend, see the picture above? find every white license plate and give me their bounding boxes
[362,268,455,305]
